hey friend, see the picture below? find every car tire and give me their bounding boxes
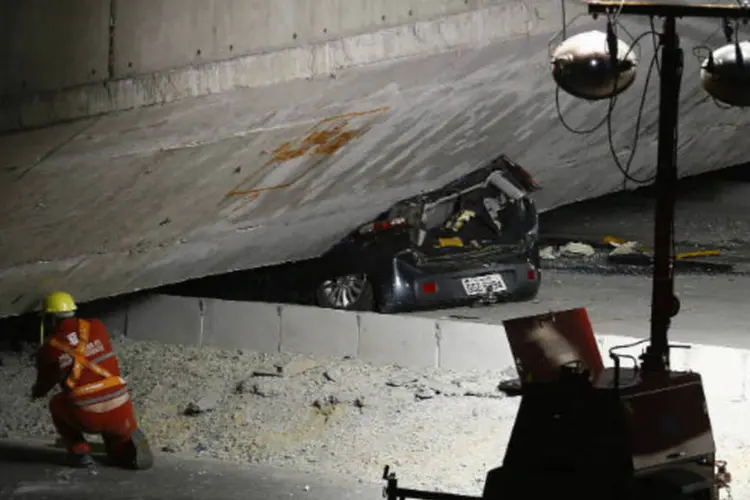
[315,274,376,311]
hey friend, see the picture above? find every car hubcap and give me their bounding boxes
[322,274,366,308]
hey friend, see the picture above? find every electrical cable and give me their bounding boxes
[605,26,661,185]
[551,1,694,188]
[555,88,614,134]
[650,16,661,75]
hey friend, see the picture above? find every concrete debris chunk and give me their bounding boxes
[313,394,341,410]
[276,358,320,377]
[609,241,641,256]
[312,395,341,420]
[56,469,74,482]
[252,365,283,377]
[386,374,419,387]
[414,384,437,400]
[234,380,252,394]
[427,380,462,396]
[539,246,557,260]
[253,358,320,378]
[415,387,437,400]
[464,390,505,399]
[250,381,282,398]
[183,393,220,416]
[560,241,596,257]
[236,377,283,397]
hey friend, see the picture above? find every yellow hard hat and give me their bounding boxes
[43,291,77,314]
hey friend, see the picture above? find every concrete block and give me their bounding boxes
[280,305,358,357]
[682,344,748,403]
[0,0,110,95]
[202,300,281,353]
[358,312,437,369]
[126,295,203,345]
[436,319,514,372]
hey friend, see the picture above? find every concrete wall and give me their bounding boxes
[0,0,519,131]
[113,0,501,78]
[0,0,111,95]
[115,294,750,403]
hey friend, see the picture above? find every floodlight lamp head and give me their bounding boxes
[701,40,750,107]
[550,29,638,101]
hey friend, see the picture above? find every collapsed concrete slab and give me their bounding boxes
[1,1,748,318]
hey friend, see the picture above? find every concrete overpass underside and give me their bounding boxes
[1,0,749,318]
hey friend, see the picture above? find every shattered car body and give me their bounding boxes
[282,154,542,312]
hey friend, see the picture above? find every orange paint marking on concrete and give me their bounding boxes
[224,106,389,199]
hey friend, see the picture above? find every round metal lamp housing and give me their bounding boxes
[701,41,750,107]
[551,30,638,101]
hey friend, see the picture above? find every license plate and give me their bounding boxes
[461,274,507,296]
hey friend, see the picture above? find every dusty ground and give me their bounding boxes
[1,321,748,498]
[0,337,517,496]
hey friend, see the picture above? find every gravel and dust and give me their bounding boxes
[0,337,518,496]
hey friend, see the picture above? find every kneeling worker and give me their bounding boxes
[31,291,154,470]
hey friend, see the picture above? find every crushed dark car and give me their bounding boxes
[169,155,542,312]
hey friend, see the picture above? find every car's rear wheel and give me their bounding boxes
[315,273,375,311]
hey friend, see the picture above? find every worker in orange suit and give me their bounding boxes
[31,291,154,470]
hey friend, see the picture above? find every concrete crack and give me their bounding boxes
[13,118,101,182]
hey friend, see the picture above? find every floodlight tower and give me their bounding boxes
[553,0,750,372]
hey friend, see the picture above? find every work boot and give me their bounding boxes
[66,451,95,468]
[66,441,94,468]
[115,429,154,470]
[131,428,154,470]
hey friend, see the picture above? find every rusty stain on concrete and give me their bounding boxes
[224,107,390,199]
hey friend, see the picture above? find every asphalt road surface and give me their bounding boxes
[539,174,750,257]
[408,269,750,350]
[0,439,384,500]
